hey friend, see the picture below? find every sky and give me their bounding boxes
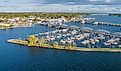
[0,0,121,6]
[0,0,121,13]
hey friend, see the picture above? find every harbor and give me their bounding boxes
[1,0,121,71]
[6,14,121,52]
[0,13,121,71]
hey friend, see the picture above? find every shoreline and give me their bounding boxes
[0,12,83,30]
[7,39,121,53]
[0,13,121,30]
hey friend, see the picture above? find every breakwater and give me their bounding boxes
[7,39,121,53]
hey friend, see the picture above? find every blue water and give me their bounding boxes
[0,15,121,71]
[90,15,121,23]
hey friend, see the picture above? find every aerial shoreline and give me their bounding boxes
[0,12,121,30]
[0,12,84,29]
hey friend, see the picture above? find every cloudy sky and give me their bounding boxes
[0,0,121,6]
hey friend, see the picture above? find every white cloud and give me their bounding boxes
[89,0,116,3]
[90,0,99,2]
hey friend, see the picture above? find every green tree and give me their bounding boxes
[53,42,59,48]
[67,43,76,50]
[38,38,46,47]
[28,35,38,46]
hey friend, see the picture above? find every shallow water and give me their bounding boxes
[0,15,121,71]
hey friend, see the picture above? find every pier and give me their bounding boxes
[93,22,121,27]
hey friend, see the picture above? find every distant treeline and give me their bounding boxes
[0,12,88,19]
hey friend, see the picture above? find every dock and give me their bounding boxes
[93,22,121,27]
[7,39,121,53]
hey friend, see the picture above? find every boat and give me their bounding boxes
[104,38,118,46]
[104,42,111,46]
[81,40,90,45]
[75,34,85,40]
[94,39,99,42]
[112,42,118,45]
[118,45,121,48]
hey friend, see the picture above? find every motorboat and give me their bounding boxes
[81,40,90,45]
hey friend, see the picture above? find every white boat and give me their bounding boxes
[118,45,121,48]
[104,42,111,46]
[95,39,99,42]
[62,34,66,37]
[104,39,114,46]
[112,42,118,45]
[81,40,90,45]
[75,34,85,40]
[115,38,120,41]
[57,35,61,39]
[60,40,66,44]
[98,35,105,40]
[93,22,99,25]
[91,41,96,44]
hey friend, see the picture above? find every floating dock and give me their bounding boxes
[93,22,121,27]
[7,39,121,53]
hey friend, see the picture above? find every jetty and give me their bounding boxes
[7,39,28,45]
[7,39,121,53]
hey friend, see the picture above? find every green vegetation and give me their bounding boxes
[53,42,59,48]
[0,12,88,29]
[27,35,38,46]
[0,12,84,18]
[0,25,2,28]
[0,24,14,29]
[27,35,77,50]
[38,38,47,47]
[9,24,14,28]
[0,12,87,21]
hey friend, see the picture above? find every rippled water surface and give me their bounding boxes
[0,15,121,71]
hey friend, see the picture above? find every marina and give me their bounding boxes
[80,17,121,27]
[1,0,121,70]
[1,0,121,71]
[0,13,121,71]
[6,14,121,52]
